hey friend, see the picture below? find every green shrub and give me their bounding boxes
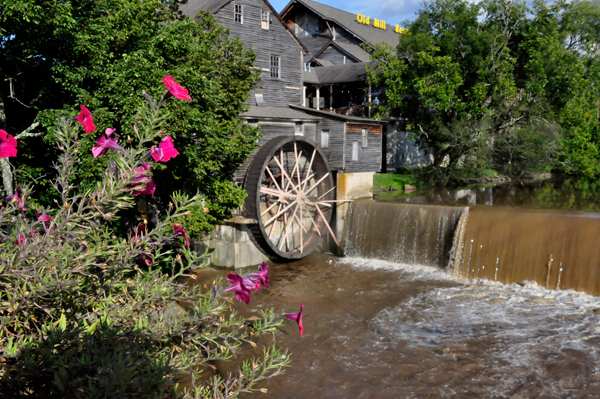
[0,85,292,398]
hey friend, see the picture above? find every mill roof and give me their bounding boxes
[302,61,372,84]
[281,0,401,49]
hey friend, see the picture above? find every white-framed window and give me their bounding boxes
[261,11,270,30]
[303,62,311,72]
[270,55,280,78]
[295,122,303,136]
[352,141,359,160]
[234,4,243,23]
[321,130,330,148]
[362,128,368,148]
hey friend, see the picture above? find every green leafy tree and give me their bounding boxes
[369,0,599,184]
[1,0,261,233]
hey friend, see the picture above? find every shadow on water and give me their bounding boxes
[190,256,600,399]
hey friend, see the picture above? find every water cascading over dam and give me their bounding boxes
[343,200,600,296]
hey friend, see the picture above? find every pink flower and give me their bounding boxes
[224,272,252,305]
[92,128,123,158]
[150,135,179,162]
[126,162,156,197]
[243,276,261,291]
[37,212,52,222]
[162,76,192,101]
[7,190,26,211]
[172,224,190,246]
[77,105,96,134]
[284,303,305,336]
[0,129,18,158]
[250,262,269,289]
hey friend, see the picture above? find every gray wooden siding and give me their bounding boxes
[304,122,317,142]
[344,123,382,172]
[315,118,345,169]
[215,0,303,107]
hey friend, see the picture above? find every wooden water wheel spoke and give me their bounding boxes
[265,166,282,192]
[244,137,346,259]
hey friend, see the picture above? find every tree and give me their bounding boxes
[1,0,261,233]
[369,0,600,184]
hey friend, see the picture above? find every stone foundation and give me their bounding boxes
[203,223,268,268]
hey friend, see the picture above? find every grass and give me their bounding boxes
[373,173,420,191]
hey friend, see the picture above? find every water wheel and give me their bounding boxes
[243,136,339,260]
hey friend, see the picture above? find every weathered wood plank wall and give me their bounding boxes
[215,1,303,107]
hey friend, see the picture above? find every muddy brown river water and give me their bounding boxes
[191,255,600,399]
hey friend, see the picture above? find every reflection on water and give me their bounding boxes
[376,178,600,212]
[191,255,600,399]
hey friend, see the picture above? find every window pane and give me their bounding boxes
[235,4,242,23]
[270,55,279,78]
[362,128,368,148]
[321,131,329,148]
[352,141,359,161]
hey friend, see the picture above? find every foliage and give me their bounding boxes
[0,94,292,398]
[373,173,420,191]
[368,0,600,184]
[0,1,261,234]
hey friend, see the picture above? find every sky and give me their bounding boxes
[270,0,422,26]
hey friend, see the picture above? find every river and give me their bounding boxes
[192,254,600,398]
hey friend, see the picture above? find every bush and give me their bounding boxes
[0,83,295,398]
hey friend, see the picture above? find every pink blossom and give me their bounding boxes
[37,212,52,222]
[92,128,122,158]
[172,224,190,246]
[224,272,252,305]
[7,190,26,211]
[162,76,192,101]
[126,163,156,197]
[243,276,261,291]
[77,105,96,134]
[250,262,269,289]
[150,135,179,162]
[0,129,18,158]
[284,303,305,336]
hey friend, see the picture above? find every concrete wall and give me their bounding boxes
[335,171,373,251]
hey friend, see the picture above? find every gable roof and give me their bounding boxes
[312,40,370,63]
[281,0,401,49]
[180,0,309,53]
[303,61,371,84]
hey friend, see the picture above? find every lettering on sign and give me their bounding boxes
[356,14,370,25]
[395,24,408,34]
[356,14,388,30]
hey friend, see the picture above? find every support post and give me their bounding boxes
[302,86,307,107]
[330,84,333,110]
[368,85,372,118]
[316,86,321,110]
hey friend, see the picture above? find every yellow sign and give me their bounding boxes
[395,24,408,34]
[356,14,405,33]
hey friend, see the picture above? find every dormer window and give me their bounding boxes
[261,11,270,30]
[234,4,243,23]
